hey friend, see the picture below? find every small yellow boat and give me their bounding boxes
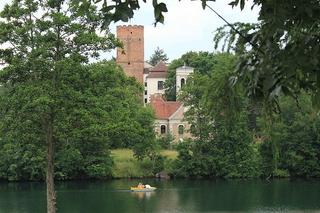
[130,185,157,192]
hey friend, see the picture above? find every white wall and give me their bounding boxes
[146,77,166,102]
[176,66,194,94]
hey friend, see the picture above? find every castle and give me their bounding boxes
[116,25,193,142]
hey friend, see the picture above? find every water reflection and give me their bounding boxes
[0,179,320,213]
[131,191,155,200]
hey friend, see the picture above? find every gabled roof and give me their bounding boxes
[147,61,168,78]
[150,61,167,72]
[150,94,182,120]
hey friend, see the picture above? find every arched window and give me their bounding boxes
[178,125,184,135]
[190,124,196,134]
[160,125,166,134]
[181,78,185,88]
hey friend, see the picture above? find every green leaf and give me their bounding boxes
[158,3,167,12]
[202,0,206,9]
[240,0,245,10]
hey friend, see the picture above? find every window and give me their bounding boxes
[190,125,196,134]
[160,125,166,134]
[144,90,147,95]
[144,82,147,87]
[181,78,185,88]
[144,98,147,104]
[178,125,184,135]
[158,81,164,90]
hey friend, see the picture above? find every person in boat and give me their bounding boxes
[137,183,145,188]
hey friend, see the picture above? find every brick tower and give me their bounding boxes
[116,25,144,84]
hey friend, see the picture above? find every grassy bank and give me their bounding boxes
[111,149,177,178]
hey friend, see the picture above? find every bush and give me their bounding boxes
[55,146,83,180]
[0,143,45,181]
[156,133,174,149]
[172,126,262,179]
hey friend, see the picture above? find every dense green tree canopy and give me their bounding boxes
[0,61,155,181]
[172,51,320,179]
[173,53,260,178]
[213,0,320,110]
[0,1,119,211]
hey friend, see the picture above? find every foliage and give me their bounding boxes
[213,1,320,111]
[111,149,171,178]
[258,94,320,178]
[165,51,219,101]
[148,47,169,66]
[156,133,174,149]
[0,61,154,181]
[0,143,45,181]
[179,53,239,138]
[173,121,261,178]
[173,53,261,178]
[0,2,120,211]
[70,0,214,26]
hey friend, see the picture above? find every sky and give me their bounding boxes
[111,0,259,61]
[0,0,260,62]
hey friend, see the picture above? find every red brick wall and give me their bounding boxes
[116,25,144,84]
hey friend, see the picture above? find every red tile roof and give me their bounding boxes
[150,61,167,72]
[150,95,182,119]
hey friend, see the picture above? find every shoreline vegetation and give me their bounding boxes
[111,149,177,179]
[2,148,320,182]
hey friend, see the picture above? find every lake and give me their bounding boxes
[0,179,319,213]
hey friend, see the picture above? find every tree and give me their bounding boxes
[0,1,117,212]
[41,0,319,110]
[174,53,261,178]
[165,51,219,101]
[213,1,320,111]
[0,60,156,179]
[92,0,320,110]
[148,47,169,66]
[258,94,320,178]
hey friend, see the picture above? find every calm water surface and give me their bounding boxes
[0,179,319,213]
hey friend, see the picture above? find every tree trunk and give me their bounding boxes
[46,118,56,213]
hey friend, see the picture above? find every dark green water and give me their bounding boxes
[0,179,319,213]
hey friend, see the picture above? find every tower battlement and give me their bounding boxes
[117,25,144,29]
